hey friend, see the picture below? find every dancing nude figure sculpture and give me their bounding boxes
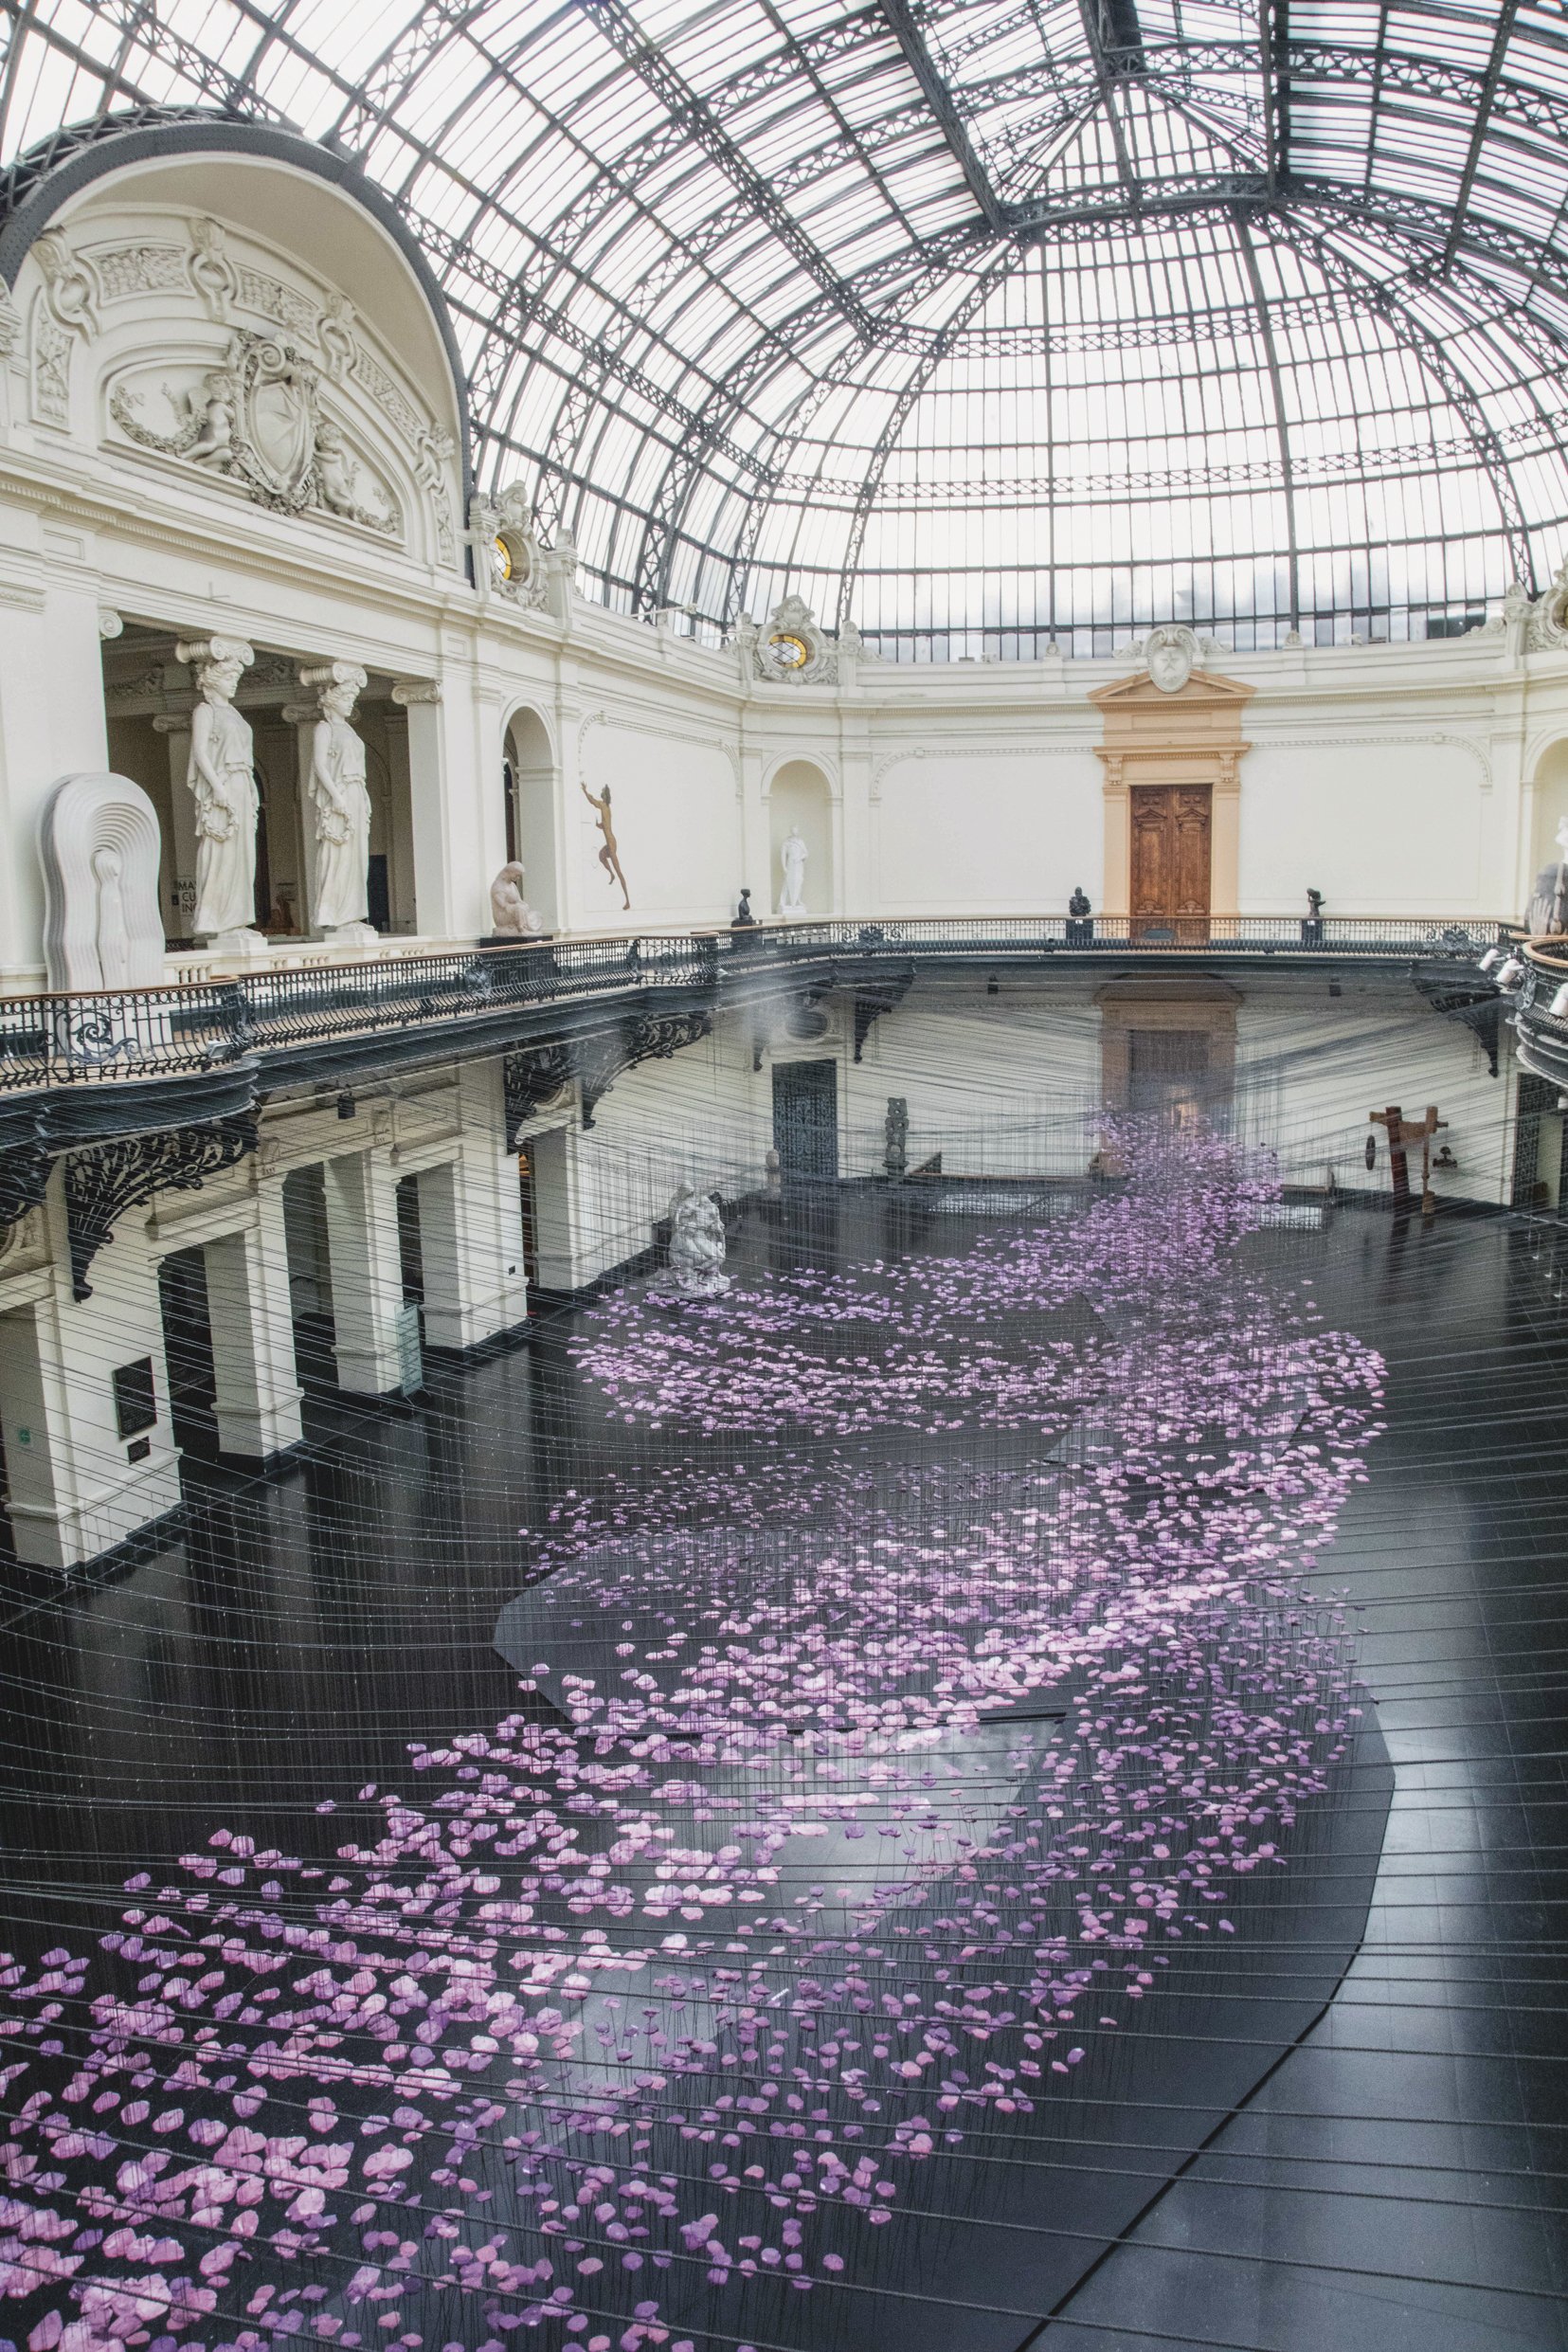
[582,779,630,910]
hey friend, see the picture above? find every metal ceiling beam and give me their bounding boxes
[1236,216,1299,630]
[1268,0,1289,183]
[1286,215,1537,592]
[1077,0,1141,198]
[578,0,880,338]
[1442,0,1520,273]
[879,0,1012,234]
[323,2,490,158]
[831,254,1018,630]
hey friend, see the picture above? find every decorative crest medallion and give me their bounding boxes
[109,330,399,534]
[753,594,839,685]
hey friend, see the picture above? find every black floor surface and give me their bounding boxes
[0,1195,1563,2348]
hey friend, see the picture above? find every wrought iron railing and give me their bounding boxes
[730,914,1508,954]
[0,915,1510,1095]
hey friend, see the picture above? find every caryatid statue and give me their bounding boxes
[300,660,376,943]
[175,634,267,952]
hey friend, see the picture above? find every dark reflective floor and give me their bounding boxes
[1051,1209,1568,2351]
[1,1197,1565,2349]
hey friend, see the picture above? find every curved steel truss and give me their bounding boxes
[6,0,1568,655]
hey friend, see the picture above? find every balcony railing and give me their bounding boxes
[0,915,1510,1096]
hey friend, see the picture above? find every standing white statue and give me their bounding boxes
[301,661,376,942]
[662,1181,731,1297]
[177,635,267,952]
[779,825,808,917]
[1527,815,1568,935]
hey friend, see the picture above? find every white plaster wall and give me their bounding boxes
[576,717,739,932]
[874,750,1104,914]
[1238,741,1490,914]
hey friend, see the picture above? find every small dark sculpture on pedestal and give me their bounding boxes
[885,1095,909,1178]
[1067,885,1093,947]
[732,886,757,928]
[1303,885,1325,946]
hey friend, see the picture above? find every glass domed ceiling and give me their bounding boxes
[7,0,1568,657]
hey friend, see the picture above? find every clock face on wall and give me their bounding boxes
[769,632,811,670]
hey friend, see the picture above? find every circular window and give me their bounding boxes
[770,633,810,670]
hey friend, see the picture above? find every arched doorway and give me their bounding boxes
[767,759,834,917]
[503,708,558,932]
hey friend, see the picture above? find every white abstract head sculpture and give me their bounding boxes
[1145,624,1199,694]
[38,771,165,991]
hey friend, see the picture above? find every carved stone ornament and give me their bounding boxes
[109,329,400,535]
[1525,561,1568,651]
[658,1182,731,1298]
[471,484,550,609]
[753,595,839,685]
[1144,623,1202,693]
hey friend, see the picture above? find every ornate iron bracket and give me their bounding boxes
[579,1009,714,1128]
[65,1113,259,1299]
[0,1140,53,1234]
[509,1011,717,1138]
[853,972,914,1061]
[504,1043,576,1148]
[1414,973,1505,1078]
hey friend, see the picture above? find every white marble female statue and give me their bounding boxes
[178,635,265,949]
[489,861,545,937]
[779,825,808,916]
[302,661,375,940]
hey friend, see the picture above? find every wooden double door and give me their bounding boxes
[1130,784,1212,943]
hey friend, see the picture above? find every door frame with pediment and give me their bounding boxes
[1091,664,1253,933]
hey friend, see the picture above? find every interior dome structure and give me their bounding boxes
[5,0,1568,656]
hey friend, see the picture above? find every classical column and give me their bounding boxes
[391,678,442,938]
[322,1140,406,1393]
[416,1061,528,1348]
[152,663,200,941]
[204,1186,303,1458]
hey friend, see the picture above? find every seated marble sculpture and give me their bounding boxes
[38,772,165,991]
[661,1181,731,1297]
[489,861,546,936]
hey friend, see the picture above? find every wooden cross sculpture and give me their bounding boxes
[1370,1103,1447,1215]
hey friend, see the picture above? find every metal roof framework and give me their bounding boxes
[6,0,1568,657]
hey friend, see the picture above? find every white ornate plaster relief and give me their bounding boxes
[29,208,461,565]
